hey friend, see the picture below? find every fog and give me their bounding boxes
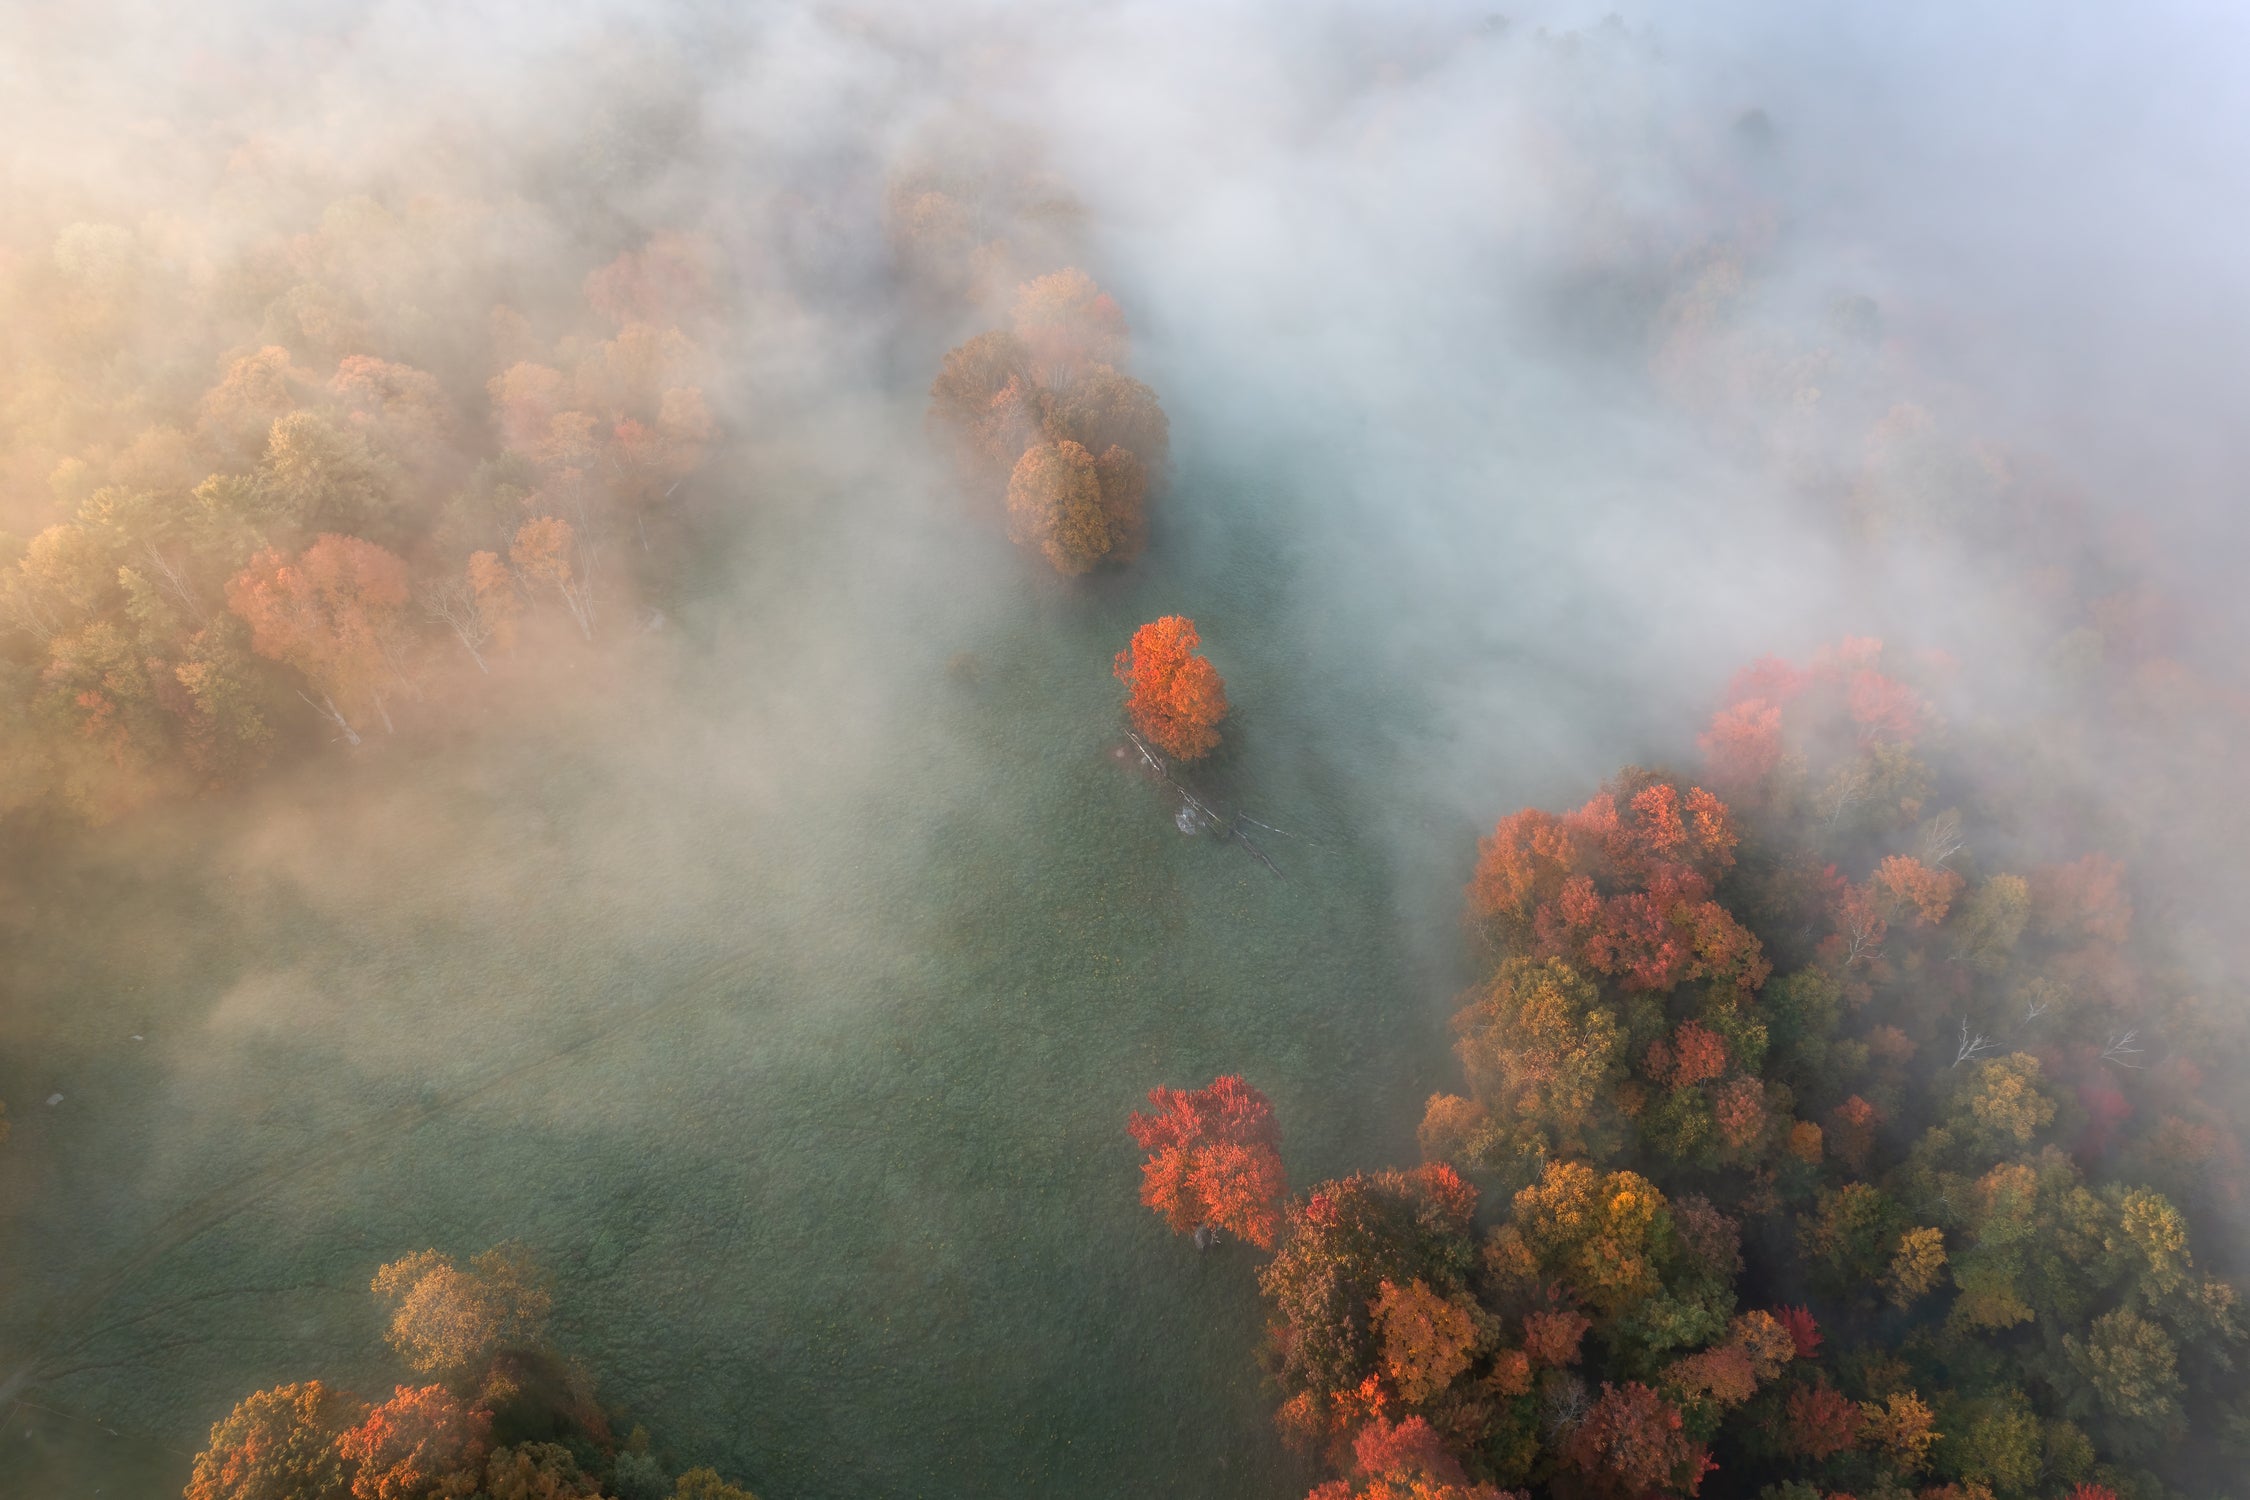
[3,1,2248,1495]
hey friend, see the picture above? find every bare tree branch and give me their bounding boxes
[1125,731,1285,879]
[2102,1029,2145,1069]
[1953,1019,1996,1068]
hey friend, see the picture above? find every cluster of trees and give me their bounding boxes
[185,1243,758,1500]
[0,204,716,821]
[926,268,1169,575]
[1154,640,2246,1500]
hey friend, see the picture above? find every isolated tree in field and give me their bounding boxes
[1115,615,1228,760]
[226,533,413,742]
[1127,1075,1287,1248]
[1005,440,1109,574]
[335,1385,489,1500]
[186,1381,366,1500]
[371,1244,553,1383]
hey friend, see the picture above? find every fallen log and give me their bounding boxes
[1124,731,1292,879]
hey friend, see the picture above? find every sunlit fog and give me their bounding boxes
[4,4,2249,1498]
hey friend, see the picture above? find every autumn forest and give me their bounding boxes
[4,6,2249,1500]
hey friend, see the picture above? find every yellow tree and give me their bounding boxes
[1470,958,1622,1150]
[1371,1278,1482,1404]
[1005,441,1109,575]
[186,1381,367,1500]
[371,1244,553,1385]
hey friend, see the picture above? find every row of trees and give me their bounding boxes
[185,1244,758,1500]
[927,269,1170,574]
[0,206,718,820]
[1136,640,2245,1499]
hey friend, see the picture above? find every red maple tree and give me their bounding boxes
[1115,616,1229,761]
[1783,1381,1861,1461]
[1468,775,1767,999]
[334,1384,489,1500]
[1127,1075,1287,1248]
[1775,1306,1822,1360]
[1561,1382,1708,1497]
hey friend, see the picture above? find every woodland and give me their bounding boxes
[1130,641,2247,1500]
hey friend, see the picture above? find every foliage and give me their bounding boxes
[671,1468,760,1500]
[190,1244,747,1500]
[1114,615,1228,761]
[185,1381,365,1500]
[1213,640,2248,1500]
[1373,1279,1484,1404]
[1559,1382,1708,1498]
[480,1442,601,1500]
[370,1244,553,1384]
[1005,440,1108,574]
[0,210,716,821]
[1309,1416,1518,1500]
[1126,1074,1288,1248]
[335,1385,489,1500]
[1258,1165,1478,1405]
[927,269,1165,572]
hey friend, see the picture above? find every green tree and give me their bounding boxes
[256,412,401,545]
[2064,1310,2185,1434]
[1797,1181,1905,1299]
[1953,1053,2056,1155]
[1952,874,2031,970]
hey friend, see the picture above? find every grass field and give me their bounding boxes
[0,411,1532,1498]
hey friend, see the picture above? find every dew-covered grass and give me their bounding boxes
[0,416,1503,1498]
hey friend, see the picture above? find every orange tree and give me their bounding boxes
[1114,615,1228,761]
[1127,1074,1288,1248]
